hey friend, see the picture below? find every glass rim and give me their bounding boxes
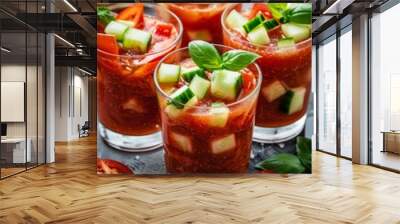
[221,3,312,51]
[166,3,231,12]
[153,44,263,109]
[97,3,183,59]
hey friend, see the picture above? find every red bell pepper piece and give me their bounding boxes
[249,3,272,19]
[97,33,119,55]
[116,4,144,28]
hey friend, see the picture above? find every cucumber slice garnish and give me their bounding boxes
[247,25,270,45]
[165,104,183,120]
[181,66,205,82]
[209,103,230,128]
[280,87,306,115]
[211,134,236,154]
[170,132,192,153]
[158,63,181,83]
[189,75,210,99]
[243,14,265,33]
[262,19,279,30]
[169,85,195,109]
[226,10,248,35]
[123,28,152,53]
[277,37,295,49]
[211,69,242,101]
[104,21,129,41]
[281,23,310,43]
[262,80,287,102]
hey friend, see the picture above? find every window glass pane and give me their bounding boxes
[318,36,337,154]
[371,3,400,171]
[340,28,352,158]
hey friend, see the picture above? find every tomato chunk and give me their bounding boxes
[155,23,173,37]
[97,33,119,54]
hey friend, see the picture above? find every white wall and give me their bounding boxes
[54,67,89,141]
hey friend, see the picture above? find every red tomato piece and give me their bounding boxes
[249,3,272,19]
[155,23,173,37]
[97,33,119,55]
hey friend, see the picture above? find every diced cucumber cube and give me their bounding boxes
[165,104,183,120]
[247,25,270,45]
[170,132,192,153]
[158,63,181,83]
[281,23,310,43]
[181,66,205,82]
[169,85,195,109]
[184,95,198,109]
[104,21,129,41]
[277,37,295,49]
[123,28,152,53]
[262,80,287,102]
[262,19,279,30]
[280,87,306,115]
[209,103,230,128]
[243,14,265,33]
[189,75,210,99]
[226,10,248,35]
[117,20,134,27]
[211,69,242,101]
[211,134,236,154]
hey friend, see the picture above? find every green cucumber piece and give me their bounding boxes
[158,63,181,83]
[165,104,183,120]
[211,69,242,101]
[262,80,287,102]
[243,14,265,33]
[123,28,152,53]
[116,20,134,27]
[170,132,192,153]
[169,85,195,109]
[181,67,205,82]
[209,103,230,128]
[263,19,279,30]
[247,25,270,45]
[104,21,129,41]
[277,37,295,49]
[189,75,210,99]
[211,134,236,154]
[225,10,248,34]
[281,23,310,43]
[280,87,306,115]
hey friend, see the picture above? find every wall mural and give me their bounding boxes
[97,3,313,175]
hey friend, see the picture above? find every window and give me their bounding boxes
[317,35,337,154]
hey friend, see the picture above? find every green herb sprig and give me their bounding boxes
[255,137,312,174]
[188,40,260,71]
[267,3,312,24]
[97,7,115,25]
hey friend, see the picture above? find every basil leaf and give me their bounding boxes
[188,40,222,70]
[286,4,312,24]
[222,50,260,71]
[255,153,305,174]
[296,136,312,173]
[97,7,115,25]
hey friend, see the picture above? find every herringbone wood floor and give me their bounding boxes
[0,135,400,224]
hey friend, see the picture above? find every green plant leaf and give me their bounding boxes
[255,153,305,174]
[221,50,260,71]
[188,40,222,70]
[267,3,288,21]
[97,7,115,25]
[296,136,312,172]
[285,3,312,24]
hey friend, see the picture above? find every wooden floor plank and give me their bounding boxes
[0,135,399,223]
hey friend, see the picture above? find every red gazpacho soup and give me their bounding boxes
[155,41,262,173]
[222,3,312,128]
[97,4,182,136]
